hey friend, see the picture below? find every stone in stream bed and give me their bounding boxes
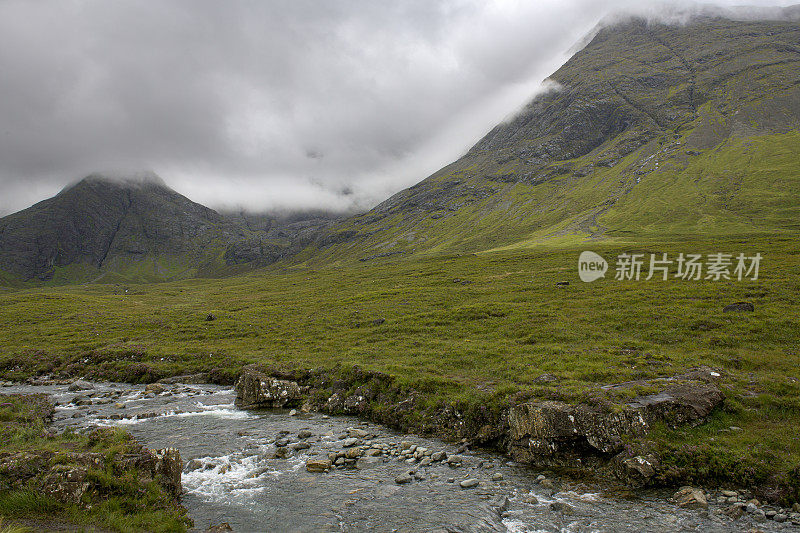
[431,451,447,462]
[459,479,479,489]
[673,487,708,509]
[306,458,332,473]
[342,438,358,448]
[297,430,313,439]
[549,502,574,514]
[344,447,362,459]
[68,380,94,392]
[395,473,413,484]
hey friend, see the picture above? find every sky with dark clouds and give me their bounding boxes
[0,0,797,216]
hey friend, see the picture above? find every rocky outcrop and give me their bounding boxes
[235,365,303,409]
[507,379,724,484]
[0,444,181,505]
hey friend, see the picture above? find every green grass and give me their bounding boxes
[1,236,798,498]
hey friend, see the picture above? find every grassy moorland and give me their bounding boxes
[0,395,189,532]
[1,236,799,500]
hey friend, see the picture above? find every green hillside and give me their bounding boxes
[306,16,800,262]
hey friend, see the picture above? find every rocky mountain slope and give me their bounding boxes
[0,173,336,283]
[308,12,800,261]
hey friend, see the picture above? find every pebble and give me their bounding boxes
[492,473,504,481]
[460,479,479,489]
[721,490,738,497]
[298,430,313,439]
[289,409,297,416]
[342,438,358,447]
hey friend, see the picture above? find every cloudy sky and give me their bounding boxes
[0,0,796,216]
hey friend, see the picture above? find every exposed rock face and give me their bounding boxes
[235,366,303,409]
[507,379,724,482]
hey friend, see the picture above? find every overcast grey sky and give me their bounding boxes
[0,0,796,216]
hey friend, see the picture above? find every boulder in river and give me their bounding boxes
[67,380,94,392]
[395,473,413,484]
[234,366,303,409]
[674,487,708,509]
[306,458,332,473]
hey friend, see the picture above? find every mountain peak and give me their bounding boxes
[63,171,168,193]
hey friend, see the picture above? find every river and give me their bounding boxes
[3,382,796,532]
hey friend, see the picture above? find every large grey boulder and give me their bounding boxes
[508,380,724,467]
[235,366,302,409]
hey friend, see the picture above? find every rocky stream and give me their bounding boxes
[2,380,799,532]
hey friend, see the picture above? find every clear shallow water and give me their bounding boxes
[3,382,796,532]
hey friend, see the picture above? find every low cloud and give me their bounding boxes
[0,0,796,216]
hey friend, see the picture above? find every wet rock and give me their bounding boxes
[447,455,464,466]
[347,428,368,438]
[674,487,708,510]
[145,383,166,394]
[185,459,203,472]
[774,513,787,523]
[549,502,574,514]
[431,451,447,462]
[723,302,754,313]
[460,478,479,489]
[235,366,302,409]
[68,380,94,392]
[298,430,313,439]
[612,453,660,487]
[721,504,745,519]
[746,502,758,514]
[355,457,381,470]
[273,447,289,459]
[525,495,539,505]
[291,442,311,451]
[114,402,126,409]
[344,447,362,459]
[492,473,504,481]
[395,473,413,484]
[152,448,182,496]
[306,458,332,473]
[342,438,358,448]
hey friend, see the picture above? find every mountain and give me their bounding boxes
[3,12,800,282]
[0,173,239,282]
[0,173,338,283]
[307,12,800,260]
